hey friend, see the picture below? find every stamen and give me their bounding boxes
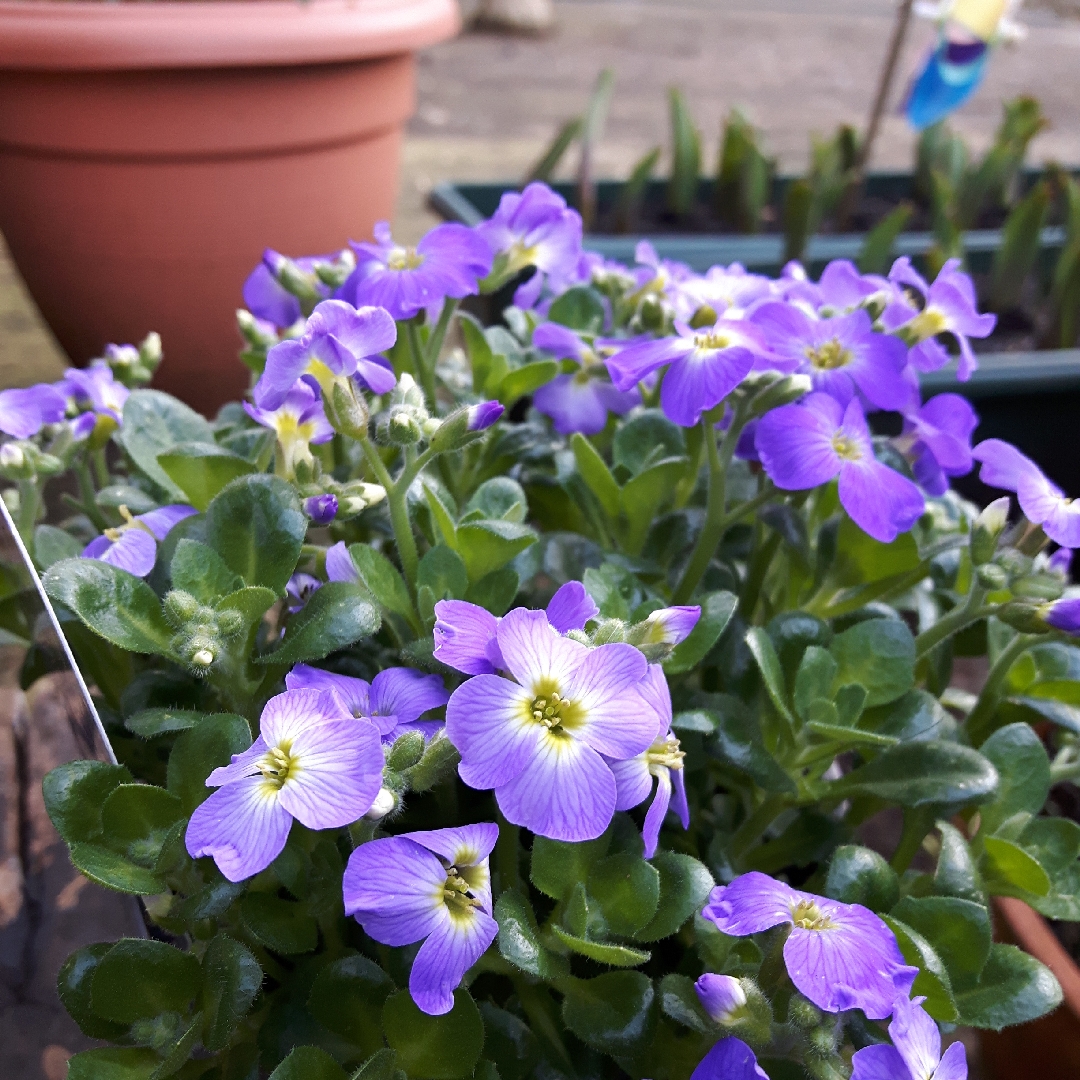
[257,745,294,788]
[647,734,685,771]
[790,899,835,931]
[831,433,862,462]
[805,339,852,370]
[387,245,425,271]
[694,330,732,351]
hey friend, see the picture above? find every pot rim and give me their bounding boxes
[995,896,1080,1020]
[0,0,459,71]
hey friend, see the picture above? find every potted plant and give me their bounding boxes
[0,0,459,417]
[2,182,1079,1079]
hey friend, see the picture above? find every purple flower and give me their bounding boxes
[286,572,321,613]
[325,540,358,583]
[972,439,1080,548]
[671,264,773,324]
[82,504,198,578]
[639,605,701,646]
[756,393,925,544]
[531,323,639,436]
[1049,548,1074,578]
[902,393,979,496]
[694,974,747,1024]
[851,995,967,1080]
[690,1037,768,1080]
[701,872,918,1019]
[186,688,384,882]
[888,258,996,381]
[751,303,910,411]
[61,362,130,438]
[244,379,334,477]
[286,663,449,742]
[342,222,492,321]
[0,383,67,439]
[1043,597,1080,635]
[475,182,583,288]
[467,400,505,431]
[605,321,766,428]
[444,607,659,841]
[304,493,338,525]
[606,665,688,858]
[816,259,891,312]
[253,300,397,411]
[242,249,332,328]
[343,824,499,1015]
[433,581,599,676]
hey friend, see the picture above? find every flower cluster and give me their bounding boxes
[21,179,1075,1080]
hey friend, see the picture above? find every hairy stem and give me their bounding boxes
[914,585,992,658]
[729,793,787,864]
[426,298,459,379]
[673,417,730,604]
[407,321,438,411]
[966,632,1041,746]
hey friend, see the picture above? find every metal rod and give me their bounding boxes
[857,0,917,174]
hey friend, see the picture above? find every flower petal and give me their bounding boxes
[495,733,617,841]
[850,1044,909,1080]
[433,599,501,675]
[446,674,543,789]
[838,457,925,544]
[325,540,359,583]
[642,768,672,859]
[888,995,942,1079]
[285,664,371,718]
[259,687,346,746]
[701,872,796,935]
[409,908,499,1016]
[496,607,588,690]
[371,668,449,725]
[566,643,655,759]
[545,580,600,633]
[690,1037,769,1080]
[276,718,383,829]
[608,753,653,811]
[185,776,291,883]
[93,529,158,578]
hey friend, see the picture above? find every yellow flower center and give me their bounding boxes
[387,245,425,271]
[805,338,852,370]
[909,307,948,342]
[831,433,862,462]
[103,505,157,542]
[532,691,569,731]
[790,899,835,931]
[646,734,685,772]
[694,330,733,352]
[442,863,484,918]
[257,744,295,789]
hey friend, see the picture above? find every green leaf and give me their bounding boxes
[980,836,1051,897]
[264,582,381,666]
[829,740,998,807]
[465,478,529,524]
[658,973,712,1034]
[455,521,537,584]
[67,1049,162,1080]
[991,180,1050,311]
[461,314,499,395]
[118,389,214,500]
[478,1004,538,1080]
[793,646,839,722]
[100,784,185,868]
[824,845,899,912]
[882,915,958,1022]
[498,360,560,406]
[561,971,655,1056]
[423,482,459,547]
[382,989,484,1080]
[620,459,689,554]
[268,1046,349,1080]
[829,618,915,707]
[613,411,686,476]
[954,943,1062,1030]
[205,475,307,594]
[634,852,714,942]
[90,938,201,1023]
[348,543,417,622]
[167,713,252,814]
[571,433,621,520]
[58,944,132,1041]
[417,545,469,602]
[979,722,1051,834]
[664,591,737,675]
[43,759,132,845]
[239,893,318,955]
[588,853,661,936]
[158,442,255,512]
[68,842,165,895]
[150,1012,202,1080]
[201,933,263,1052]
[465,566,520,616]
[531,830,611,900]
[551,927,652,967]
[494,888,570,978]
[351,1048,406,1080]
[709,695,796,794]
[170,539,241,603]
[890,896,991,993]
[745,627,796,727]
[43,559,174,656]
[857,201,914,274]
[308,955,394,1056]
[34,524,84,570]
[548,286,606,333]
[667,88,701,217]
[217,585,278,632]
[934,820,985,903]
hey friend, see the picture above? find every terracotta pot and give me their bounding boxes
[0,0,458,415]
[982,897,1080,1080]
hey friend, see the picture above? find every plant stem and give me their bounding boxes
[914,585,993,658]
[855,0,915,177]
[91,448,110,489]
[740,532,783,623]
[890,807,933,873]
[360,438,420,597]
[15,480,40,546]
[426,298,458,379]
[966,632,1040,746]
[495,809,522,895]
[673,416,731,604]
[729,793,787,864]
[73,461,109,530]
[407,321,438,411]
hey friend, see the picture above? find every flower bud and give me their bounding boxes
[304,493,338,525]
[265,248,321,306]
[0,443,28,478]
[1043,596,1080,636]
[191,647,216,669]
[975,562,1009,591]
[638,294,666,331]
[467,400,505,432]
[750,374,813,417]
[164,589,200,627]
[787,995,822,1031]
[215,609,246,638]
[427,401,503,454]
[971,497,1010,565]
[627,606,701,648]
[1013,572,1067,601]
[590,618,627,645]
[139,331,163,369]
[364,787,397,821]
[236,309,279,349]
[324,379,370,441]
[997,601,1050,634]
[391,372,428,412]
[689,304,718,329]
[386,729,425,772]
[384,407,424,446]
[694,973,746,1024]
